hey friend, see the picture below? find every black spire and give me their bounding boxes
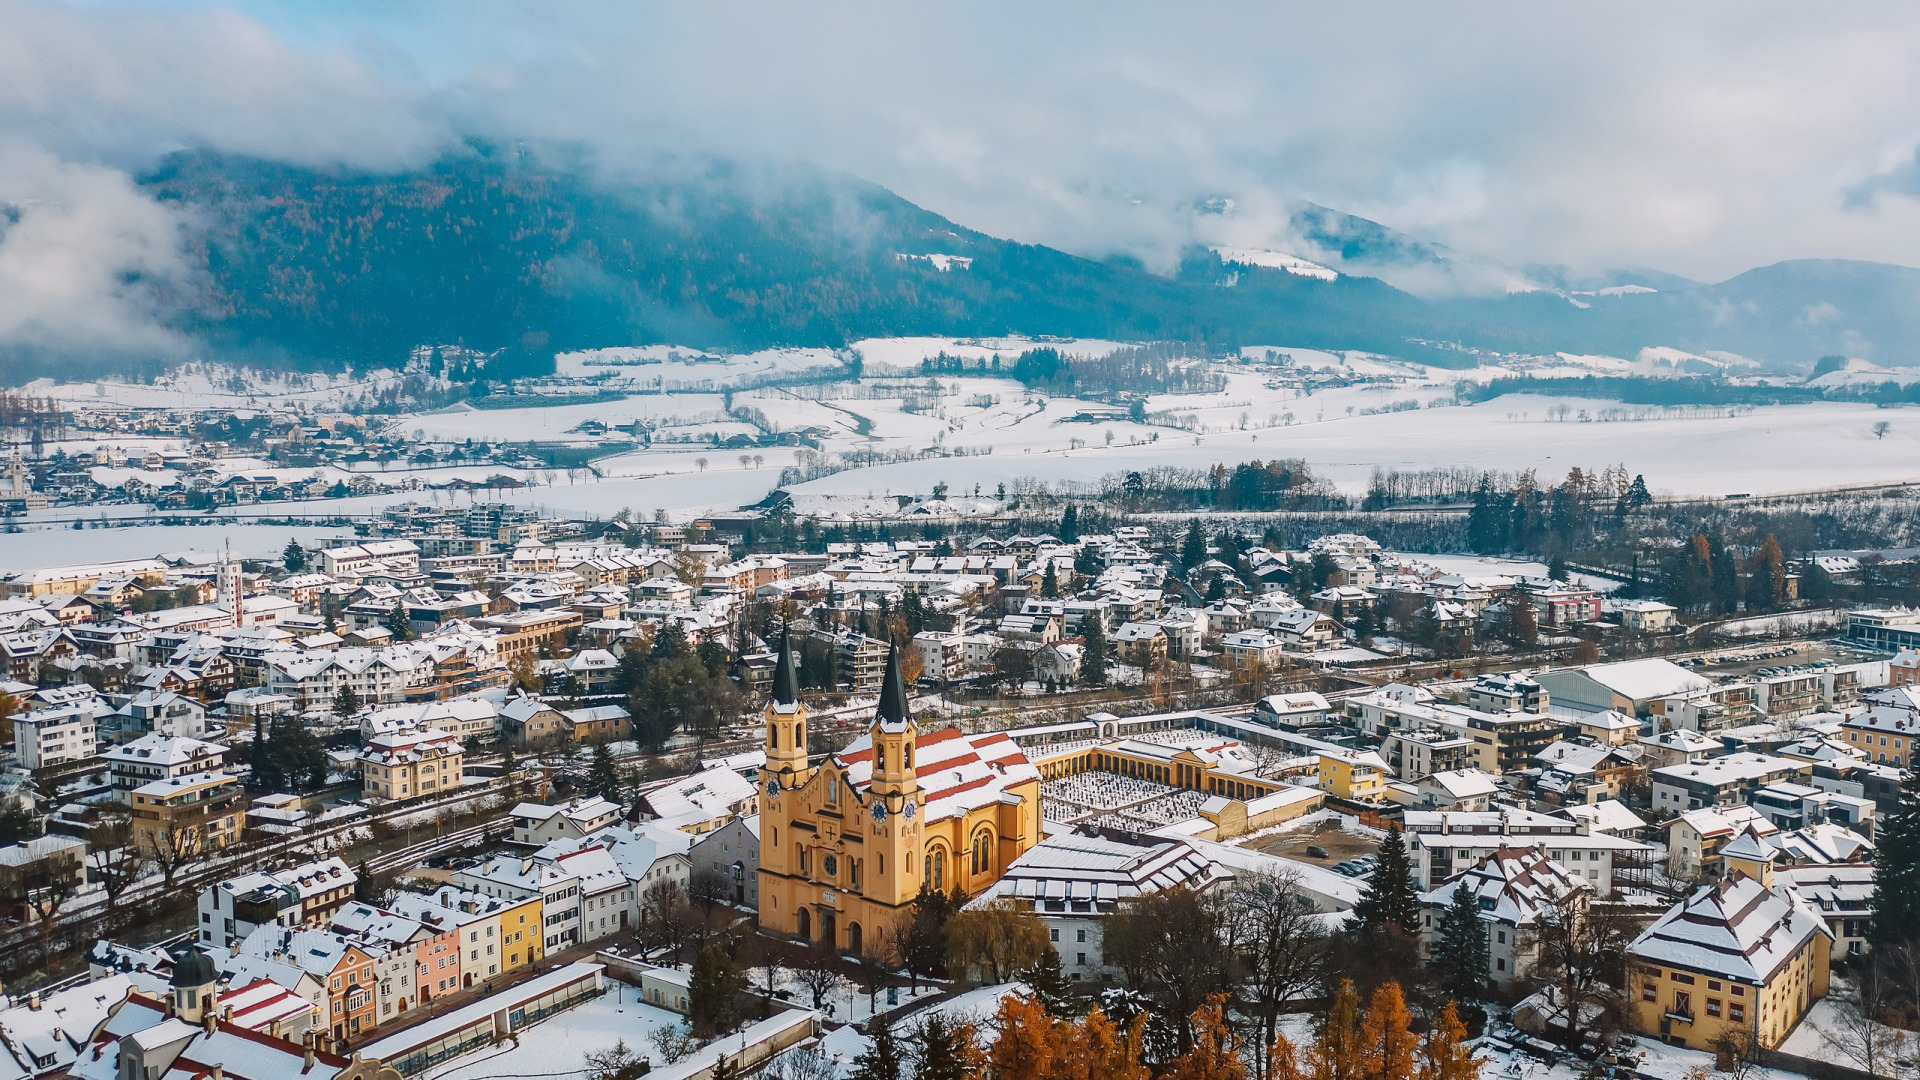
[876,642,910,726]
[771,625,800,707]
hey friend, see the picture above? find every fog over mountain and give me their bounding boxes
[7,2,1920,374]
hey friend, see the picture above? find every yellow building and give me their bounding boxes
[359,728,465,801]
[1317,749,1391,803]
[759,638,1041,955]
[391,884,542,990]
[131,771,246,858]
[1628,868,1830,1050]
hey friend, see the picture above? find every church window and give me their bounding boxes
[876,745,887,771]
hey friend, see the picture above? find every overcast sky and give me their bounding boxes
[8,1,1920,351]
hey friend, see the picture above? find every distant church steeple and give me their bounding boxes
[765,627,810,786]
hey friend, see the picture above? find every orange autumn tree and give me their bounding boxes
[1165,996,1248,1080]
[989,994,1057,1080]
[1416,1003,1480,1080]
[1056,1006,1151,1080]
[1308,979,1363,1080]
[1357,984,1418,1080]
[986,992,1150,1080]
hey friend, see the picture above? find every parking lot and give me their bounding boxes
[1243,818,1382,866]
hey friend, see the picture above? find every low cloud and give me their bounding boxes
[0,143,197,357]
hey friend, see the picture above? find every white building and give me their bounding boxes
[1402,804,1652,895]
[968,831,1233,980]
[508,796,623,847]
[1419,845,1585,990]
[102,734,227,802]
[14,702,101,769]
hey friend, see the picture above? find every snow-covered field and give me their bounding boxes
[11,340,1920,538]
[0,524,348,571]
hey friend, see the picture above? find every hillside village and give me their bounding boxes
[0,490,1899,1080]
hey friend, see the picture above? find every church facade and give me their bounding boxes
[757,637,1041,954]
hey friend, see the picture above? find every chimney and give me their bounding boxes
[213,1067,224,1080]
[27,992,39,1011]
[204,1009,217,1035]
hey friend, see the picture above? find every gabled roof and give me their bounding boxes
[1631,872,1831,984]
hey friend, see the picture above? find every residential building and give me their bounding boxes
[1418,845,1584,990]
[359,727,464,801]
[969,831,1232,980]
[387,884,543,988]
[509,796,622,846]
[14,702,101,769]
[1401,805,1653,896]
[1628,870,1830,1049]
[197,857,359,950]
[1318,749,1390,803]
[690,814,761,908]
[102,734,227,802]
[1651,753,1813,813]
[130,771,245,859]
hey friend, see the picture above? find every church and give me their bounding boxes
[758,633,1041,955]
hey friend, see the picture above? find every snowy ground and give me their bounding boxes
[13,341,1920,537]
[0,523,348,571]
[420,982,679,1080]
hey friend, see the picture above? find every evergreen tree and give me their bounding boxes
[282,539,307,572]
[851,1016,905,1080]
[588,742,622,802]
[1020,945,1074,1018]
[1871,758,1920,948]
[689,943,746,1037]
[914,1012,979,1080]
[1625,473,1653,510]
[1547,552,1568,582]
[1060,503,1079,543]
[1349,829,1420,936]
[1180,519,1208,570]
[250,723,285,790]
[652,622,691,660]
[1042,562,1059,599]
[332,684,361,720]
[386,598,412,642]
[1079,615,1108,686]
[353,859,377,903]
[1205,574,1226,602]
[1466,475,1499,554]
[1430,883,1489,1000]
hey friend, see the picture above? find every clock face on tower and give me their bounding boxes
[902,800,916,820]
[764,778,780,798]
[871,801,888,823]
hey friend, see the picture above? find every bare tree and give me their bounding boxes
[1228,871,1327,1074]
[1824,962,1913,1080]
[640,879,695,960]
[87,816,149,910]
[583,1038,651,1080]
[1102,886,1239,1054]
[1527,891,1641,1049]
[141,824,201,891]
[761,1045,840,1080]
[792,939,845,1012]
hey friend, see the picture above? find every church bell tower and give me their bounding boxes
[866,643,921,905]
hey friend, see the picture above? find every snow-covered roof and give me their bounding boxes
[1631,873,1831,984]
[1419,845,1584,927]
[832,726,1039,828]
[1566,658,1709,701]
[971,831,1233,910]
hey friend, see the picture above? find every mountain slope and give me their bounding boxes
[17,146,1910,379]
